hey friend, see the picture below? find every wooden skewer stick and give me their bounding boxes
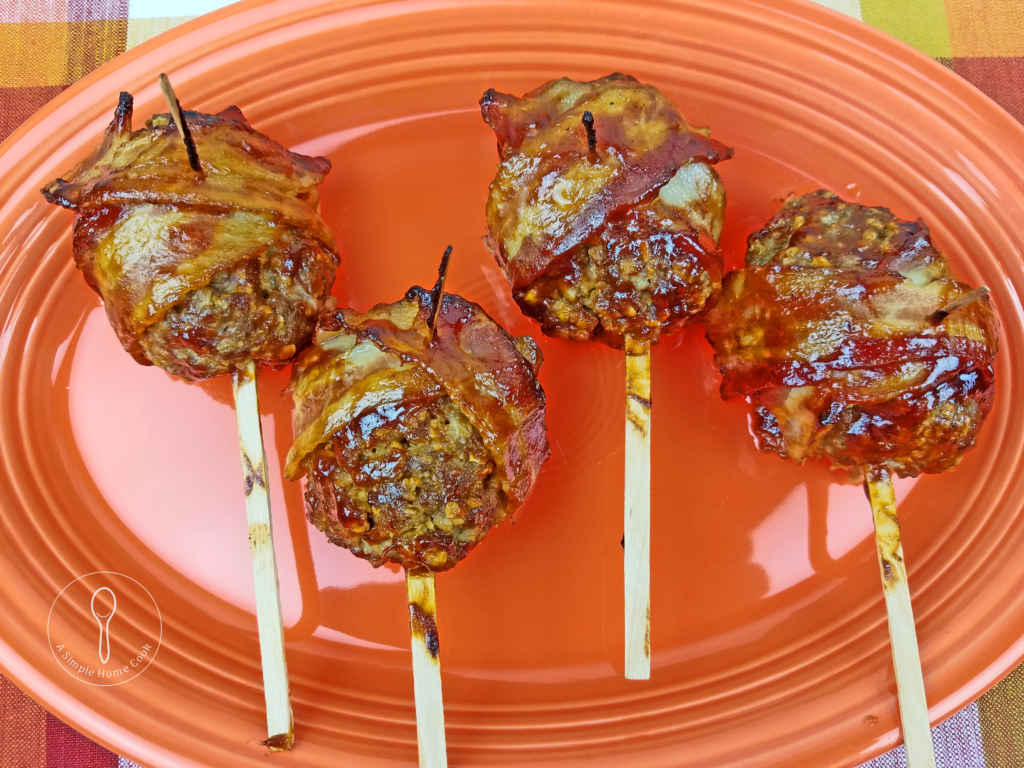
[232,361,294,750]
[624,335,651,680]
[158,73,202,173]
[866,467,936,768]
[407,571,447,768]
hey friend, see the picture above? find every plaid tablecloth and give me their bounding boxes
[2,0,1024,766]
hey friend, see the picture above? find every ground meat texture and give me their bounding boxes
[513,194,721,347]
[139,226,336,380]
[301,394,506,572]
[747,191,931,273]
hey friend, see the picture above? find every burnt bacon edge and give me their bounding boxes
[114,90,133,134]
[40,91,136,210]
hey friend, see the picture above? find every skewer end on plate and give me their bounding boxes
[261,731,295,751]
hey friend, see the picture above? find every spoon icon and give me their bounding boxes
[90,587,117,664]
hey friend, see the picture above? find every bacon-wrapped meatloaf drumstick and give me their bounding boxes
[480,73,733,678]
[42,86,337,381]
[704,190,999,768]
[41,78,340,749]
[285,256,548,767]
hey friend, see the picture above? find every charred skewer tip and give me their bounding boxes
[624,335,651,680]
[158,73,202,173]
[934,285,989,322]
[429,245,454,332]
[582,110,597,161]
[114,91,133,135]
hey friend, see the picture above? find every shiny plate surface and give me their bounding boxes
[1,0,1023,765]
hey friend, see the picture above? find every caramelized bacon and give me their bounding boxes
[41,93,337,379]
[704,191,999,476]
[481,73,732,347]
[287,287,549,571]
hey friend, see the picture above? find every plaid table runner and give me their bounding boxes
[1,1,1023,766]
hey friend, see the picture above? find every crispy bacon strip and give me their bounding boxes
[705,190,1000,476]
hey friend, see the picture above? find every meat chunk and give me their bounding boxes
[481,73,732,347]
[704,190,999,477]
[286,286,549,571]
[42,93,338,380]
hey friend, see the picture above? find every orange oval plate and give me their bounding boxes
[2,1,1024,766]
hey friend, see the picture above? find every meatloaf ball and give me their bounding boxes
[42,92,338,380]
[704,190,999,477]
[286,285,549,571]
[481,73,733,347]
